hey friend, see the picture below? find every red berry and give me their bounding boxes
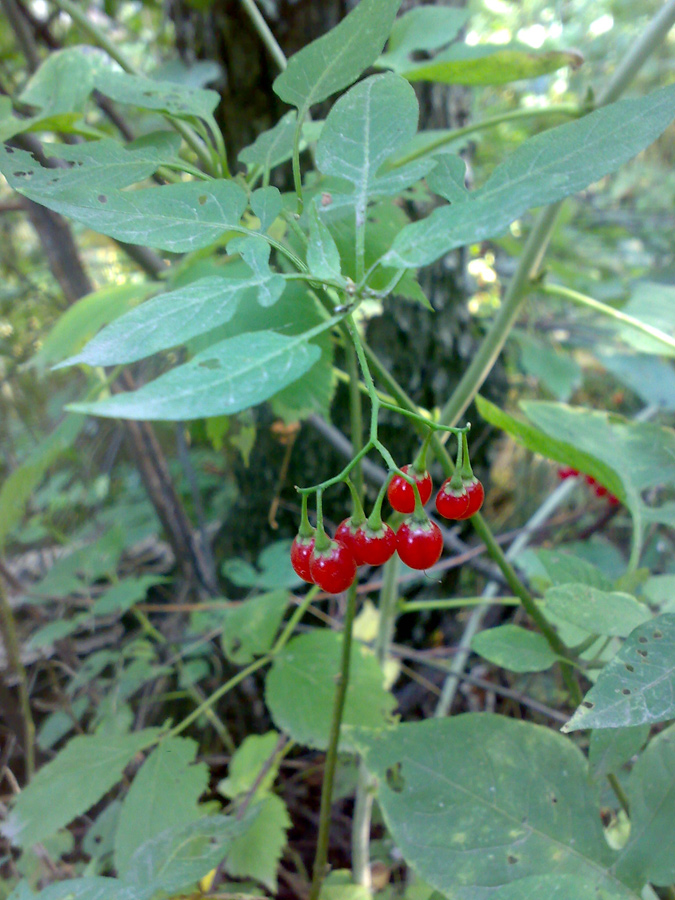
[435,480,470,520]
[335,517,366,565]
[310,540,357,594]
[387,465,433,514]
[585,475,596,487]
[396,519,443,570]
[558,466,579,479]
[352,523,397,566]
[593,483,608,498]
[608,494,620,507]
[291,535,315,583]
[457,477,485,519]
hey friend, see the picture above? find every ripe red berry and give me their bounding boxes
[608,494,620,507]
[291,535,315,583]
[435,480,470,520]
[593,483,608,498]
[335,517,366,565]
[387,465,433,514]
[310,540,357,594]
[558,466,579,479]
[457,477,485,519]
[396,519,443,570]
[352,523,397,566]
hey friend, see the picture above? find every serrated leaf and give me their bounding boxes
[114,737,209,876]
[614,724,675,886]
[385,84,675,268]
[273,0,401,115]
[69,328,324,421]
[250,186,282,232]
[379,6,468,72]
[221,590,289,665]
[93,70,219,120]
[356,715,639,900]
[542,585,651,638]
[224,794,290,891]
[563,614,675,731]
[316,73,433,217]
[219,731,282,799]
[1,730,159,849]
[589,726,649,780]
[265,630,395,751]
[401,44,583,86]
[123,813,254,897]
[307,203,342,281]
[471,624,558,673]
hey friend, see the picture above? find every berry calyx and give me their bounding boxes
[335,517,366,565]
[310,540,357,594]
[291,535,315,583]
[387,465,433,514]
[456,477,485,519]
[353,522,397,566]
[396,518,443,570]
[435,478,470,519]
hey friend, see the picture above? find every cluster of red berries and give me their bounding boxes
[558,467,619,506]
[291,460,484,595]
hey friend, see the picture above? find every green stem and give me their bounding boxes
[292,120,304,213]
[539,282,675,353]
[274,585,321,655]
[401,596,519,612]
[309,582,359,900]
[607,773,631,817]
[297,441,374,495]
[238,0,287,72]
[50,0,220,176]
[388,103,584,169]
[346,341,365,500]
[366,476,392,531]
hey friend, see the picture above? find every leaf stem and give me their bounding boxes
[346,341,365,500]
[400,596,519,613]
[309,581,359,900]
[238,0,287,72]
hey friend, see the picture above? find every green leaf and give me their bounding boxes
[19,47,96,114]
[239,111,307,173]
[93,70,219,120]
[37,697,88,752]
[307,203,343,282]
[273,0,401,115]
[356,715,638,900]
[619,282,675,356]
[535,550,613,591]
[1,729,159,849]
[59,276,273,367]
[219,731,282,799]
[114,736,209,876]
[487,875,625,900]
[543,585,651,638]
[615,724,675,887]
[22,878,142,900]
[32,283,153,371]
[251,186,282,232]
[123,813,254,897]
[642,574,675,613]
[222,540,302,590]
[221,590,289,665]
[265,630,395,751]
[589,726,649,780]
[401,44,583,86]
[227,235,286,307]
[69,328,324,421]
[316,73,433,215]
[514,332,582,401]
[378,6,468,72]
[426,154,468,203]
[471,624,558,673]
[4,176,248,254]
[91,576,165,617]
[600,352,675,411]
[385,84,675,268]
[224,794,290,891]
[0,134,181,196]
[563,614,675,732]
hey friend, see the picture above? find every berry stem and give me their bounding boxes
[460,432,474,480]
[366,474,393,531]
[411,430,434,475]
[298,492,315,539]
[313,491,332,553]
[345,478,367,527]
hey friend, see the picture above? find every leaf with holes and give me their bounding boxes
[471,625,558,673]
[385,84,675,268]
[542,585,651,638]
[563,614,675,731]
[356,715,640,900]
[3,176,247,253]
[114,737,209,876]
[273,0,401,116]
[93,71,219,121]
[265,631,395,751]
[68,328,325,421]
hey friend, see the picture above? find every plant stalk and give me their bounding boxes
[0,575,35,780]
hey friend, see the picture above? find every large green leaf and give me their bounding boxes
[221,590,289,665]
[93,70,219,121]
[542,585,651,638]
[3,176,247,253]
[615,724,675,887]
[619,282,675,356]
[400,44,582,85]
[588,725,649,780]
[385,84,675,268]
[273,0,401,115]
[224,794,290,891]
[69,328,325,421]
[378,6,468,72]
[239,111,298,171]
[563,614,675,731]
[1,730,159,849]
[13,878,143,900]
[59,275,277,367]
[114,737,209,876]
[307,203,343,282]
[471,624,558,673]
[265,630,395,751]
[535,550,613,591]
[356,716,639,900]
[19,47,97,114]
[122,813,254,897]
[218,732,282,799]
